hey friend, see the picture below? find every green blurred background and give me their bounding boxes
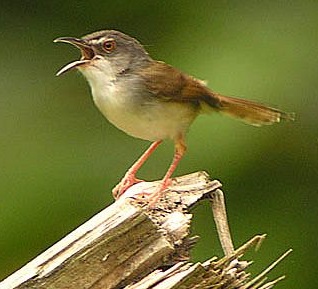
[0,1,317,288]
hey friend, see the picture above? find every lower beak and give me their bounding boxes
[54,37,95,76]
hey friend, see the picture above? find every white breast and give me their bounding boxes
[79,61,198,141]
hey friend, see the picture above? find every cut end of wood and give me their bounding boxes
[126,235,292,289]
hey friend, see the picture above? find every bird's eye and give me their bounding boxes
[103,39,116,53]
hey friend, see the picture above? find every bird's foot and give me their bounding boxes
[130,178,173,208]
[112,174,144,199]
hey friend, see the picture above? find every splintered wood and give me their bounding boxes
[0,172,291,289]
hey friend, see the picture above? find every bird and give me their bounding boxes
[54,30,294,206]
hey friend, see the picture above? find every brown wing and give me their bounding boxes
[137,61,221,107]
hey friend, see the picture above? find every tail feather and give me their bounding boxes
[215,94,295,126]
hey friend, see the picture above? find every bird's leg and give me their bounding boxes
[148,137,187,207]
[112,140,162,199]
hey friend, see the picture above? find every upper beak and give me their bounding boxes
[54,37,95,76]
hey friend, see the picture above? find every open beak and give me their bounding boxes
[54,37,95,76]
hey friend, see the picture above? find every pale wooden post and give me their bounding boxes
[0,172,291,289]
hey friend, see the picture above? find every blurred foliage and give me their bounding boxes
[0,1,317,288]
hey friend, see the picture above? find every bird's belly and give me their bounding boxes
[92,89,198,141]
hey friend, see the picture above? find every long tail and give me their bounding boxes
[212,94,295,126]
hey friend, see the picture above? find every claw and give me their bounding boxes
[112,176,143,199]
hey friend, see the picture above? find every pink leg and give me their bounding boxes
[112,140,162,199]
[148,137,187,207]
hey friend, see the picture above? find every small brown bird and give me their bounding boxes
[55,30,294,206]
